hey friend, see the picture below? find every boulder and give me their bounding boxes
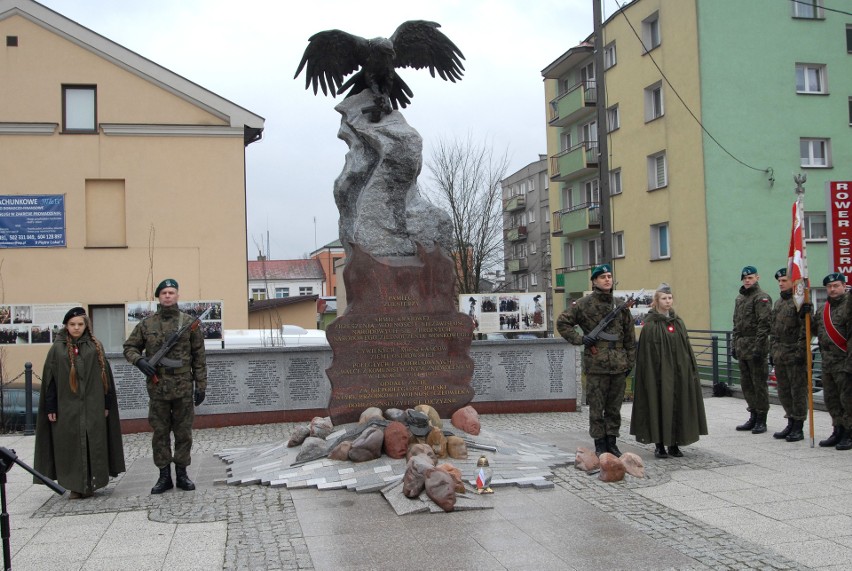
[451,406,480,435]
[575,447,600,472]
[359,407,384,424]
[620,452,645,478]
[383,421,410,459]
[286,425,310,447]
[426,427,448,458]
[407,443,437,463]
[415,404,442,429]
[348,426,384,462]
[295,437,330,463]
[328,440,353,461]
[310,416,334,439]
[384,408,406,423]
[402,454,433,498]
[598,452,626,483]
[435,463,465,493]
[424,468,456,512]
[445,436,468,459]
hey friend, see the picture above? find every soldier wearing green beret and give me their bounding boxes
[814,273,852,450]
[556,264,636,457]
[769,268,809,442]
[123,278,207,493]
[732,266,772,434]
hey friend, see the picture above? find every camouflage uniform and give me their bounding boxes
[815,294,852,430]
[769,290,808,421]
[556,289,636,439]
[732,283,772,414]
[123,305,207,469]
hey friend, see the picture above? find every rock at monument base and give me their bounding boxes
[403,454,434,498]
[296,437,331,464]
[287,425,310,448]
[620,452,645,478]
[424,468,457,512]
[407,442,437,463]
[415,404,442,429]
[383,421,411,459]
[348,426,385,462]
[359,407,384,424]
[446,436,468,459]
[328,440,353,461]
[435,463,465,494]
[384,408,406,423]
[598,453,626,482]
[426,427,448,458]
[310,416,334,439]
[451,406,481,435]
[575,447,600,472]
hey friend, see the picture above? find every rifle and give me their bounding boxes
[585,289,645,355]
[146,306,212,384]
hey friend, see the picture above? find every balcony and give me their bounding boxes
[548,81,597,128]
[552,202,600,237]
[504,194,526,212]
[505,225,527,241]
[554,263,595,293]
[506,257,529,273]
[549,142,598,183]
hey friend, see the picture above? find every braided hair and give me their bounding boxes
[65,315,109,394]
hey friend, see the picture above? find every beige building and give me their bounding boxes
[0,0,264,379]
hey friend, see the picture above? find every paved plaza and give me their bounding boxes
[2,393,852,570]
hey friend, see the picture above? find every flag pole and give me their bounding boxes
[793,173,815,446]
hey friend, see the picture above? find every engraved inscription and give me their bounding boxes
[286,356,323,402]
[113,362,148,411]
[471,351,493,396]
[206,360,240,406]
[245,358,280,407]
[547,349,564,393]
[498,349,533,393]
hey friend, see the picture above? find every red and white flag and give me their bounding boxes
[788,196,808,309]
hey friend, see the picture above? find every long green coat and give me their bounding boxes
[630,309,708,446]
[33,329,125,493]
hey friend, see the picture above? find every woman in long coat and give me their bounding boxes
[34,307,125,498]
[630,285,708,458]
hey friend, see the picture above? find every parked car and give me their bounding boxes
[1,387,39,432]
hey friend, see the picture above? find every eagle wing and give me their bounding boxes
[294,30,368,97]
[390,21,465,83]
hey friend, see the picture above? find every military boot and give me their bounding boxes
[785,419,804,442]
[736,410,757,431]
[151,465,173,495]
[175,465,196,491]
[751,412,768,434]
[835,427,852,451]
[654,443,668,458]
[594,438,607,457]
[605,435,622,458]
[773,418,794,439]
[819,425,843,447]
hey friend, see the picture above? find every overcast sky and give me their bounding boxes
[40,0,621,260]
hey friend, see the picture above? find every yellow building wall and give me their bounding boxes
[248,303,318,331]
[0,14,252,378]
[604,0,710,328]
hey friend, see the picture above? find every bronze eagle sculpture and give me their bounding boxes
[294,20,465,121]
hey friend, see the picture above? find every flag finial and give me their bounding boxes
[794,173,807,196]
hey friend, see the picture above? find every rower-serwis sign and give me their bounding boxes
[0,194,65,248]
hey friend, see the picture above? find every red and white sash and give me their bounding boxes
[823,302,847,352]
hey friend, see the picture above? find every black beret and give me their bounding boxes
[823,273,846,286]
[63,307,86,325]
[154,278,179,297]
[775,268,787,280]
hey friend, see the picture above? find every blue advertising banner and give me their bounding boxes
[0,195,66,248]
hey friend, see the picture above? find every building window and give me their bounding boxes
[613,232,625,258]
[606,105,620,132]
[530,241,537,255]
[848,97,851,125]
[299,286,314,296]
[603,42,617,69]
[62,85,97,132]
[805,211,827,241]
[275,287,290,298]
[796,63,827,94]
[586,238,602,266]
[564,242,575,268]
[800,138,830,167]
[647,152,667,190]
[560,132,572,152]
[529,177,535,191]
[527,208,536,223]
[847,25,852,52]
[516,243,527,258]
[610,169,622,195]
[645,82,664,121]
[584,178,600,203]
[251,288,267,301]
[651,223,670,260]
[530,273,538,286]
[642,12,661,52]
[6,36,18,47]
[792,0,823,19]
[90,305,126,353]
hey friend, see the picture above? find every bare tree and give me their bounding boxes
[425,136,509,294]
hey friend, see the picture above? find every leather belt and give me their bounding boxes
[157,365,191,375]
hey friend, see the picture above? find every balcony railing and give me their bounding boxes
[554,263,596,292]
[549,141,599,182]
[552,202,600,236]
[504,194,526,212]
[504,225,528,241]
[506,257,529,273]
[548,81,597,127]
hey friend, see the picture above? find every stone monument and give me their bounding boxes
[295,21,473,424]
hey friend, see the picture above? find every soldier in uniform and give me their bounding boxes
[815,273,852,450]
[769,268,809,442]
[557,264,636,457]
[732,265,772,434]
[124,279,207,493]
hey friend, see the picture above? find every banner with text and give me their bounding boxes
[827,181,852,281]
[0,195,65,248]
